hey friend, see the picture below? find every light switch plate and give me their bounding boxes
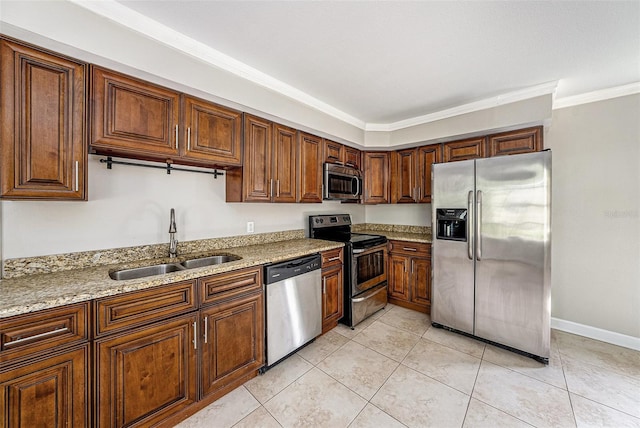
[247,221,254,233]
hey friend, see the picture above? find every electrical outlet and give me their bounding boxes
[247,221,254,233]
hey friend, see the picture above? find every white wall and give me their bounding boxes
[1,156,364,259]
[366,204,432,226]
[546,94,640,338]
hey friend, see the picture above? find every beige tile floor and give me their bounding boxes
[176,304,640,428]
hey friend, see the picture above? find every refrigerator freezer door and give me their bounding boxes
[474,151,551,358]
[432,159,476,334]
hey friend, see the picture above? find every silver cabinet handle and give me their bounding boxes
[270,179,274,198]
[203,317,208,344]
[192,321,197,349]
[187,127,191,151]
[418,187,422,201]
[277,180,280,197]
[403,247,417,252]
[175,124,179,150]
[74,161,79,192]
[328,256,340,262]
[5,327,70,347]
[476,190,483,261]
[468,191,474,260]
[323,277,326,294]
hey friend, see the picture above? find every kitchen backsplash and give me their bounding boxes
[353,223,431,234]
[3,229,304,279]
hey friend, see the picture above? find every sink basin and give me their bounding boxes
[180,254,241,269]
[109,263,185,280]
[109,254,242,280]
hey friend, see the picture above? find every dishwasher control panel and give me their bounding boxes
[264,254,321,285]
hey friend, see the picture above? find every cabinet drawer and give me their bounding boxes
[199,267,262,307]
[94,280,197,337]
[0,302,88,365]
[321,248,344,268]
[388,240,431,257]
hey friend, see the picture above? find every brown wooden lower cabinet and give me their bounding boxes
[200,291,264,398]
[321,248,344,333]
[0,344,90,427]
[387,240,432,313]
[95,312,198,427]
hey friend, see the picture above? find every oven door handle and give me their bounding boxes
[352,248,366,254]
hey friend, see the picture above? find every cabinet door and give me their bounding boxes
[410,257,431,307]
[416,144,441,203]
[487,126,542,157]
[91,66,180,158]
[201,291,264,398]
[0,345,89,428]
[242,114,272,202]
[387,254,410,300]
[363,152,390,204]
[272,123,298,203]
[0,39,86,200]
[95,313,197,428]
[443,137,486,162]
[322,265,344,333]
[323,139,344,164]
[298,132,323,203]
[391,149,416,203]
[344,146,361,169]
[182,96,242,166]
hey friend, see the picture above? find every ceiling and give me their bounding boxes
[110,1,639,127]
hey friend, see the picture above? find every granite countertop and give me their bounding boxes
[0,238,343,319]
[363,230,432,244]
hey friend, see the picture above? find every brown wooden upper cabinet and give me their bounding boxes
[323,139,361,169]
[226,114,297,202]
[390,144,441,203]
[323,139,344,164]
[182,95,243,165]
[344,146,362,169]
[90,66,242,168]
[0,38,87,200]
[487,126,543,157]
[298,132,323,203]
[363,151,390,204]
[442,136,486,162]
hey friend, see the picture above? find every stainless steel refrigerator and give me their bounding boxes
[431,150,551,362]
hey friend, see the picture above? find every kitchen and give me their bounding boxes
[1,1,639,427]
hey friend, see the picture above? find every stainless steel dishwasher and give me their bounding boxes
[263,253,322,369]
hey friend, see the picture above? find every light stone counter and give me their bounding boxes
[353,223,432,244]
[0,238,343,319]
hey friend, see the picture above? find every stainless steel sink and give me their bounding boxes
[180,254,241,269]
[109,254,242,280]
[109,263,185,280]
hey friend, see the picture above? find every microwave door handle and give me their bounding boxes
[353,177,360,196]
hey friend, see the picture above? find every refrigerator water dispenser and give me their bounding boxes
[436,209,467,241]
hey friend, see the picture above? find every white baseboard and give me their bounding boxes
[551,317,640,351]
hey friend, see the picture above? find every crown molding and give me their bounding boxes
[553,82,640,110]
[68,0,366,129]
[64,1,638,133]
[365,81,558,132]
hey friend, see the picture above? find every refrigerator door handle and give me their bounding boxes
[467,190,474,260]
[476,190,483,261]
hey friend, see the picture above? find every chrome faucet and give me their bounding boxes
[169,208,178,258]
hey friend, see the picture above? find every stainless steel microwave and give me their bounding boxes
[323,163,362,201]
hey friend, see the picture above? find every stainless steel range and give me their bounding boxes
[309,214,388,328]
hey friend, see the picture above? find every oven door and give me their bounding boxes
[351,244,387,295]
